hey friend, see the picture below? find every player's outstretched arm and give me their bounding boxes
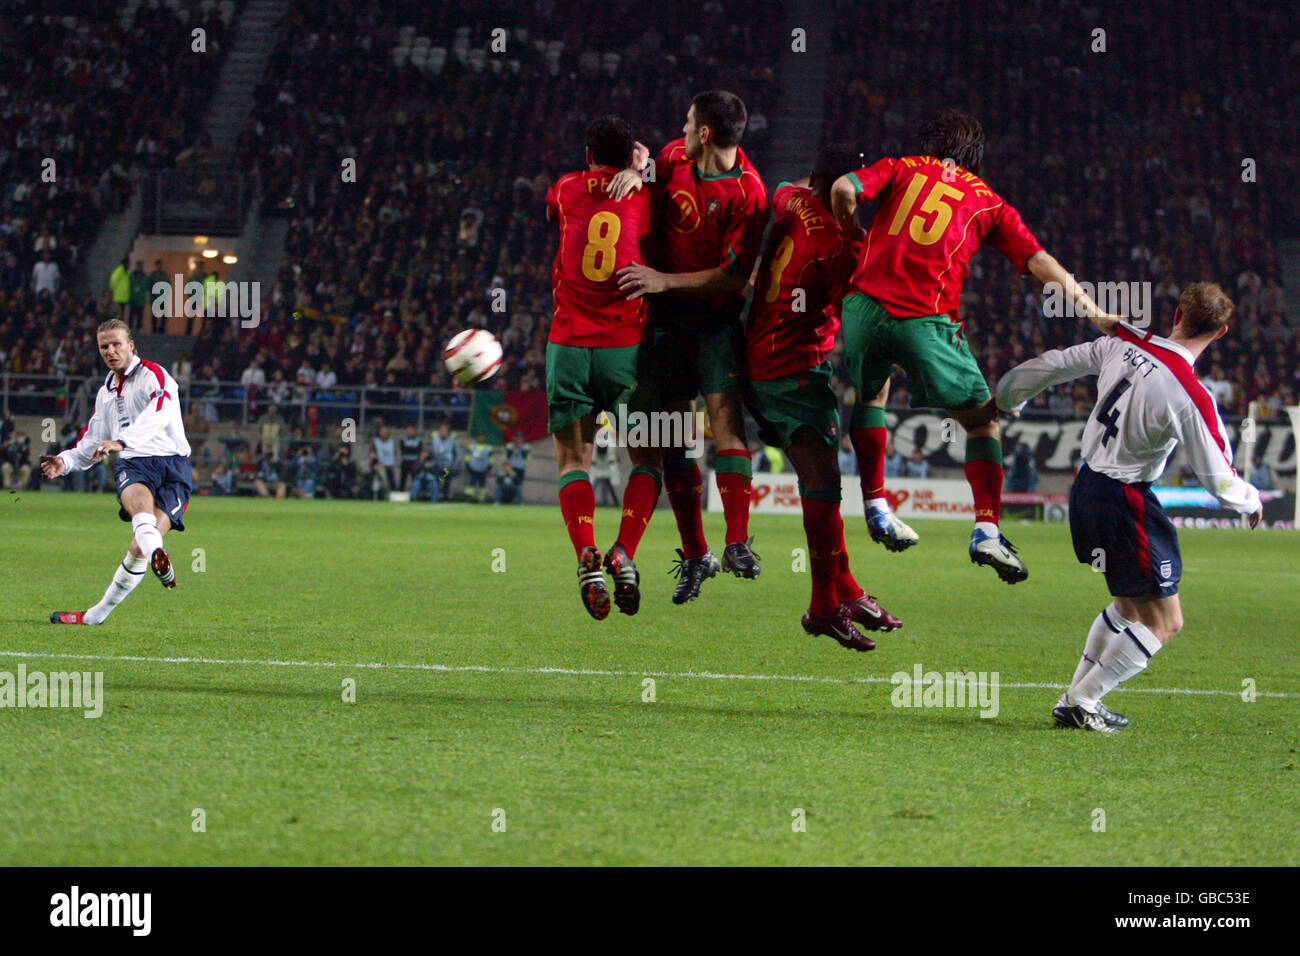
[1176,401,1262,523]
[54,404,110,473]
[616,263,746,299]
[995,339,1108,415]
[1026,250,1122,334]
[830,175,864,238]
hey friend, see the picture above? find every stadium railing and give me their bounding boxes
[0,373,471,436]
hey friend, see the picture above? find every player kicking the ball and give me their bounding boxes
[42,319,193,624]
[544,115,662,619]
[746,145,902,651]
[996,283,1261,732]
[831,109,1118,582]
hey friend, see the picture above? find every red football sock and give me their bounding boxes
[801,495,843,616]
[615,467,660,559]
[964,435,1004,525]
[835,528,865,603]
[665,462,707,559]
[558,471,596,559]
[850,405,888,501]
[715,449,753,545]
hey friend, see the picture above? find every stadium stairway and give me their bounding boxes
[763,0,834,184]
[204,0,293,166]
[75,189,143,300]
[228,204,289,311]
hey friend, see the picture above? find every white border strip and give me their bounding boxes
[0,650,1293,699]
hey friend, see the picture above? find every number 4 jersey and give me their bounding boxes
[845,155,1042,320]
[995,322,1260,514]
[546,167,655,347]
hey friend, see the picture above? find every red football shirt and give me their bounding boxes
[653,138,769,315]
[546,167,654,348]
[845,155,1042,320]
[748,183,860,381]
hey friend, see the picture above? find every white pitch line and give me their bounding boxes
[0,649,1295,699]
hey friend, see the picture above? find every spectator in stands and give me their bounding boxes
[109,258,131,322]
[903,448,930,479]
[371,423,398,495]
[1,254,24,294]
[211,461,235,495]
[0,409,14,446]
[32,251,60,298]
[883,439,905,478]
[409,450,442,502]
[324,444,358,499]
[266,368,292,407]
[590,442,620,507]
[147,260,169,332]
[255,455,287,498]
[399,425,424,489]
[171,353,193,390]
[494,458,521,505]
[431,421,462,501]
[259,404,287,461]
[290,445,321,498]
[466,433,491,502]
[838,435,858,476]
[1,432,32,489]
[1007,441,1039,493]
[129,261,149,329]
[1252,457,1274,491]
[507,434,530,489]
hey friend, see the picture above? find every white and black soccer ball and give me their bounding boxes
[443,329,503,386]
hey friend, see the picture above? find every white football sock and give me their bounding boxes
[84,552,148,625]
[974,520,999,537]
[1070,614,1162,711]
[131,512,164,559]
[1068,606,1120,688]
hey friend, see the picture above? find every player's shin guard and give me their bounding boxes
[1069,605,1121,688]
[83,552,148,625]
[664,454,707,560]
[714,449,753,545]
[616,466,660,559]
[131,512,165,560]
[1070,613,1162,711]
[558,470,597,559]
[964,435,1004,533]
[800,484,843,616]
[850,404,889,507]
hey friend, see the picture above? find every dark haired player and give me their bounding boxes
[544,115,661,620]
[609,90,770,604]
[996,283,1261,731]
[746,145,903,651]
[831,108,1119,583]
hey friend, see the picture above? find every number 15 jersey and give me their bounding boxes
[845,155,1042,321]
[546,167,655,348]
[996,322,1260,514]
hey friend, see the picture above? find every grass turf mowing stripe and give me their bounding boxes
[1,649,1292,699]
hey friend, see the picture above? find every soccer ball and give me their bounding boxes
[443,329,503,386]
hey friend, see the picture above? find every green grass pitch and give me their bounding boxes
[1,493,1296,865]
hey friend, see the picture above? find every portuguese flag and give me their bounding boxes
[470,389,548,444]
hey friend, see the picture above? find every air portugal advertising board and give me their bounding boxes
[707,475,978,519]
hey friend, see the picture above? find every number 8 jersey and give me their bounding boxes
[995,322,1260,515]
[546,167,655,348]
[844,155,1042,321]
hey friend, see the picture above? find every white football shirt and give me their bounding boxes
[996,322,1259,515]
[60,355,192,469]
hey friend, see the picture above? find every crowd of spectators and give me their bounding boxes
[0,1,232,321]
[821,0,1300,421]
[199,0,780,395]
